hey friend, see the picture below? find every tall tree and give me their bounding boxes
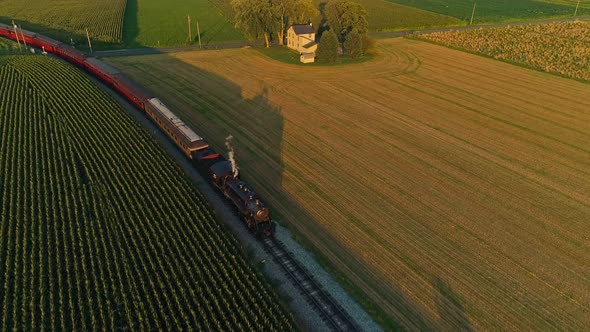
[344,31,362,58]
[344,31,373,57]
[274,0,318,45]
[323,0,367,44]
[232,0,277,47]
[316,29,338,63]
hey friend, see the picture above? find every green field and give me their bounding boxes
[390,0,590,23]
[310,0,463,31]
[123,0,243,47]
[0,0,243,49]
[211,0,463,34]
[0,39,18,54]
[0,0,127,44]
[0,53,294,330]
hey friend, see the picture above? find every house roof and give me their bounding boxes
[292,24,315,35]
[302,41,317,49]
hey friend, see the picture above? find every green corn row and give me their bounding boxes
[0,54,296,331]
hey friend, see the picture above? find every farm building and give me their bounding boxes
[286,24,317,63]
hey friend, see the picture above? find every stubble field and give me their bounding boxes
[107,38,590,330]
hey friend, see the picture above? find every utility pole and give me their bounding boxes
[12,21,21,50]
[470,1,477,25]
[188,15,192,42]
[85,28,93,53]
[19,26,28,49]
[574,0,581,16]
[197,20,202,48]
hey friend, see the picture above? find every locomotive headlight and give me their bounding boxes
[256,209,268,220]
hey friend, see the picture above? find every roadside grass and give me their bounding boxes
[0,39,20,54]
[388,0,590,23]
[255,45,373,66]
[123,0,244,48]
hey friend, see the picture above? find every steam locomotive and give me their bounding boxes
[0,22,274,237]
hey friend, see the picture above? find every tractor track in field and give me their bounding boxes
[262,237,360,332]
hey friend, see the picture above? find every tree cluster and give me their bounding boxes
[231,0,372,63]
[232,0,318,47]
[317,0,371,63]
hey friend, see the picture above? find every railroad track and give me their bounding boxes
[262,237,360,332]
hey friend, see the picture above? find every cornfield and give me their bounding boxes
[0,0,127,43]
[417,21,590,81]
[0,54,295,330]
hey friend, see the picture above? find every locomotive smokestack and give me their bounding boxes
[225,135,239,178]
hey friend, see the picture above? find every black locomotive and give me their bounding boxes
[194,149,274,237]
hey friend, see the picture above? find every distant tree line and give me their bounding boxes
[318,0,372,63]
[231,0,372,63]
[231,0,318,47]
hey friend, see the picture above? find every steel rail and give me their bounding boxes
[262,237,360,332]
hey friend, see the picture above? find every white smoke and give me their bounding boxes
[225,135,239,178]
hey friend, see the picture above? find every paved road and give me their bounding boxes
[94,16,589,58]
[94,40,263,57]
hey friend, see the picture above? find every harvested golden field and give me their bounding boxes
[418,21,590,81]
[107,39,590,330]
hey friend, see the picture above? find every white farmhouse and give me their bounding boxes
[286,24,317,63]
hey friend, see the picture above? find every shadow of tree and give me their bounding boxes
[122,0,140,48]
[433,276,473,331]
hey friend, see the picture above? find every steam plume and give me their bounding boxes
[225,135,239,178]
